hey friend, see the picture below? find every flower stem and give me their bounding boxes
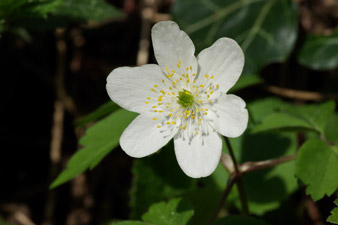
[224,137,249,215]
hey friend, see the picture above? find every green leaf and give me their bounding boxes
[172,0,298,75]
[50,109,137,188]
[53,0,123,22]
[298,30,338,70]
[251,112,314,133]
[328,199,338,224]
[74,101,120,127]
[212,215,269,225]
[228,75,263,93]
[296,139,338,201]
[142,198,194,225]
[252,101,335,134]
[130,142,195,219]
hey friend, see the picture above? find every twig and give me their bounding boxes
[305,196,325,225]
[205,173,237,225]
[263,84,338,101]
[225,137,249,215]
[240,154,297,174]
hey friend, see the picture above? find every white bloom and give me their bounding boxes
[106,21,248,178]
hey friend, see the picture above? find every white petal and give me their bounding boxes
[197,38,244,93]
[151,21,197,75]
[174,129,222,178]
[106,64,164,114]
[120,113,178,158]
[206,94,248,138]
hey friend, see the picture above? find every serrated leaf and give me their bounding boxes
[142,198,194,225]
[298,30,338,70]
[212,215,269,225]
[130,142,195,219]
[50,109,137,188]
[328,199,338,224]
[228,75,263,93]
[296,139,338,201]
[53,0,123,22]
[74,101,120,127]
[172,0,298,75]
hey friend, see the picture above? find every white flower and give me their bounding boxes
[106,21,248,178]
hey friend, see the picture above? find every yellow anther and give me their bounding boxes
[172,82,175,86]
[158,103,162,105]
[198,100,202,104]
[210,75,214,79]
[192,73,196,76]
[154,110,158,112]
[199,118,202,121]
[177,64,180,68]
[166,106,170,108]
[187,79,190,83]
[147,97,151,100]
[166,121,171,125]
[216,84,219,88]
[200,108,204,111]
[160,90,165,94]
[196,109,199,113]
[210,91,214,94]
[192,116,196,119]
[205,74,209,78]
[207,95,210,98]
[159,110,163,112]
[154,85,158,87]
[190,66,192,70]
[151,88,156,92]
[152,106,156,108]
[199,85,204,88]
[172,92,175,95]
[153,118,157,120]
[145,102,150,104]
[205,109,208,111]
[198,122,201,125]
[196,131,199,135]
[172,121,176,124]
[186,73,189,77]
[209,100,212,103]
[162,80,164,83]
[179,60,181,64]
[204,112,208,115]
[204,92,207,94]
[169,113,173,117]
[172,70,175,73]
[169,86,172,90]
[157,125,161,128]
[186,67,189,71]
[180,77,182,80]
[165,67,169,71]
[193,80,196,84]
[209,86,212,90]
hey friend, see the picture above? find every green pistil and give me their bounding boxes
[177,89,194,108]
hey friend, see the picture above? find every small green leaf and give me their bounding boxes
[212,215,269,225]
[327,199,338,224]
[228,75,263,93]
[50,109,137,188]
[296,139,338,201]
[172,0,298,75]
[142,198,194,225]
[53,0,123,22]
[298,30,338,70]
[74,101,120,127]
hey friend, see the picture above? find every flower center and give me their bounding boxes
[177,89,194,108]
